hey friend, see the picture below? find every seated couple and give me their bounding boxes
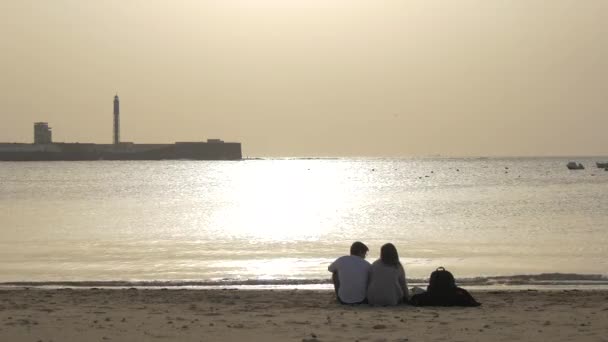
[328,241,407,306]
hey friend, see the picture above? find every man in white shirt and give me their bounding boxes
[328,241,371,304]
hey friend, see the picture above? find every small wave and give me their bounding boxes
[1,273,607,288]
[455,273,608,286]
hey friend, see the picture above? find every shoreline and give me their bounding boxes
[3,284,608,292]
[1,272,608,291]
[1,288,607,341]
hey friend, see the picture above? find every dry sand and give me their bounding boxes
[0,288,607,342]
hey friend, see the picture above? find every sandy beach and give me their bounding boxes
[0,288,607,342]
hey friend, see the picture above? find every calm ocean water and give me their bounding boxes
[1,158,607,287]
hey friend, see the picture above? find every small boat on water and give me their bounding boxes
[566,162,585,170]
[596,162,608,168]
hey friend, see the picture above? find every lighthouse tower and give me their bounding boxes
[113,94,120,145]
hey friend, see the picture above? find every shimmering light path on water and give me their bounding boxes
[0,158,607,282]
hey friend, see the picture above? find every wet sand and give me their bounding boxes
[1,288,607,341]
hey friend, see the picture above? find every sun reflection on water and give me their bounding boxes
[206,160,362,241]
[208,258,331,280]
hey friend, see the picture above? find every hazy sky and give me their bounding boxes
[1,0,606,157]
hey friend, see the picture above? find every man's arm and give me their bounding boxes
[331,271,340,296]
[328,258,339,272]
[329,258,340,298]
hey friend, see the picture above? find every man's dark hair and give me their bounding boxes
[350,241,369,256]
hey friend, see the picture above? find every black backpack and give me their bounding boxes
[428,267,456,295]
[410,267,481,307]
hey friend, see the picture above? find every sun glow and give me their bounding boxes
[207,160,357,241]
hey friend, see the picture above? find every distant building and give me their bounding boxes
[0,94,242,160]
[113,94,120,144]
[34,122,52,144]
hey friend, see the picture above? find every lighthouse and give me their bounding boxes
[113,94,120,145]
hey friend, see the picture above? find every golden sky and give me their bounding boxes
[1,0,606,157]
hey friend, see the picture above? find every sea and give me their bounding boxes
[1,157,607,289]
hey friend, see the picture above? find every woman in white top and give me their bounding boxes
[367,243,408,306]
